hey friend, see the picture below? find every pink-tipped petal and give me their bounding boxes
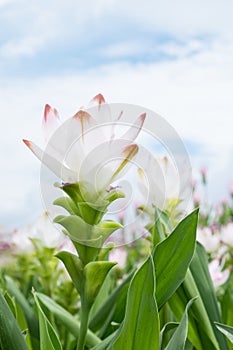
[43,104,59,122]
[72,110,93,143]
[24,140,76,182]
[87,93,112,124]
[92,93,106,110]
[42,104,61,143]
[110,144,139,182]
[120,112,146,144]
[23,139,31,148]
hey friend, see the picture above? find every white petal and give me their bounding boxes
[119,113,146,144]
[138,154,166,210]
[42,104,61,143]
[79,141,139,192]
[23,140,76,182]
[87,93,112,124]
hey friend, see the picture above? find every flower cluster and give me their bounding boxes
[194,169,233,289]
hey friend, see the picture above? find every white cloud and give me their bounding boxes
[110,0,233,39]
[1,0,233,61]
[0,37,233,228]
[0,36,45,57]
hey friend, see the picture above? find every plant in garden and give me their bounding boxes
[194,168,233,295]
[22,94,147,350]
[0,95,233,350]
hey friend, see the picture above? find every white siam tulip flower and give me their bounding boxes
[23,94,146,201]
[138,155,191,213]
[196,227,221,253]
[11,228,34,252]
[208,258,230,289]
[221,222,233,247]
[12,212,65,251]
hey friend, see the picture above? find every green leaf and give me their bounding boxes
[89,271,134,333]
[153,209,198,308]
[89,269,115,320]
[152,207,166,245]
[55,251,84,296]
[3,291,17,318]
[72,236,104,265]
[110,256,160,350]
[221,284,233,326]
[84,261,117,309]
[35,292,101,348]
[159,322,179,350]
[0,290,28,350]
[169,269,220,349]
[164,298,197,350]
[215,322,233,344]
[92,221,122,243]
[54,214,92,241]
[104,189,125,203]
[78,202,106,225]
[53,196,80,215]
[55,215,121,244]
[92,333,117,350]
[189,242,228,349]
[54,215,104,263]
[5,277,39,349]
[33,292,62,350]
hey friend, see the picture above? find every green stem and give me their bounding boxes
[76,304,90,350]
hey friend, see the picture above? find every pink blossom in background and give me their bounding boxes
[208,258,230,289]
[221,222,233,247]
[12,211,65,251]
[200,166,207,185]
[109,247,127,269]
[196,227,221,253]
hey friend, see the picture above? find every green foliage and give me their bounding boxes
[215,323,233,344]
[89,271,134,334]
[54,215,122,264]
[189,242,228,349]
[84,261,117,310]
[0,290,28,350]
[163,298,197,350]
[34,292,62,350]
[1,193,233,349]
[35,292,101,348]
[109,256,160,350]
[154,209,198,308]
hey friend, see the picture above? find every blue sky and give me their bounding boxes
[1,0,233,228]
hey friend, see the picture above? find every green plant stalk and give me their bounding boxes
[76,302,91,350]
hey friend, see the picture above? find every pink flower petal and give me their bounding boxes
[88,93,112,124]
[120,112,146,144]
[42,104,61,142]
[23,139,76,182]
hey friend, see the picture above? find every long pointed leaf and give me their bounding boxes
[89,271,134,332]
[110,256,160,350]
[0,291,28,350]
[5,276,39,349]
[169,269,220,349]
[154,209,198,308]
[189,242,228,349]
[164,298,197,350]
[215,322,233,344]
[36,292,101,348]
[34,292,62,350]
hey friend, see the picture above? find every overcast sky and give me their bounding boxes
[0,0,233,228]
